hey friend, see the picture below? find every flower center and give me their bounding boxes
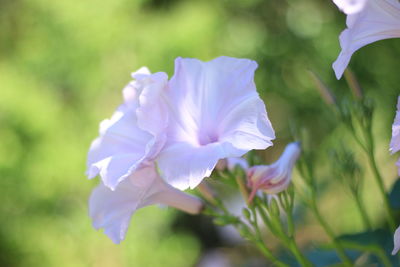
[198,132,219,146]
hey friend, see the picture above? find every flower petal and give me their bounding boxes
[392,225,400,255]
[122,67,151,104]
[333,0,367,14]
[391,96,400,154]
[158,57,275,189]
[126,71,169,137]
[246,142,300,200]
[89,175,153,244]
[87,70,169,190]
[157,141,243,190]
[332,0,400,79]
[219,97,274,151]
[87,106,154,189]
[89,165,203,243]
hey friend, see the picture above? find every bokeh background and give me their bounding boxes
[1,0,400,266]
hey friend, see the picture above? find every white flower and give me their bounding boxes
[156,57,275,190]
[392,225,400,254]
[246,142,301,202]
[332,0,400,79]
[86,57,275,242]
[90,165,203,244]
[333,0,368,14]
[86,69,168,190]
[390,96,400,175]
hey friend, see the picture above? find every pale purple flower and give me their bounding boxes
[332,0,400,79]
[393,225,400,254]
[86,68,168,190]
[390,96,400,175]
[87,57,276,243]
[90,164,203,244]
[333,0,367,14]
[246,142,301,202]
[157,57,275,190]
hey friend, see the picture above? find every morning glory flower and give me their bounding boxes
[246,142,301,202]
[393,225,400,254]
[333,0,367,14]
[89,164,203,244]
[332,0,400,79]
[390,96,400,175]
[86,68,168,190]
[156,57,275,190]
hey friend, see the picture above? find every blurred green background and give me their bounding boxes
[1,0,400,266]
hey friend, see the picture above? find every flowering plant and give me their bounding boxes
[85,1,400,265]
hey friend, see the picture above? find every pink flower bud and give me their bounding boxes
[246,142,301,202]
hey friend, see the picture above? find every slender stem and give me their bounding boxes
[286,211,314,267]
[249,225,285,266]
[348,114,396,231]
[298,163,353,266]
[212,195,287,266]
[310,196,353,266]
[257,204,281,237]
[197,182,217,205]
[286,210,295,238]
[365,128,396,231]
[348,126,368,153]
[287,239,313,267]
[340,241,391,267]
[235,175,249,204]
[352,191,372,230]
[256,202,313,267]
[254,241,288,267]
[249,208,288,266]
[241,209,288,266]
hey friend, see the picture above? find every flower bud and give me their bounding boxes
[269,197,281,217]
[214,215,239,226]
[247,142,301,203]
[242,208,252,221]
[238,225,253,241]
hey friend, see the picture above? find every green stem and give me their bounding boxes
[286,212,314,267]
[348,126,368,153]
[256,203,313,267]
[236,221,284,265]
[287,239,313,267]
[235,175,249,204]
[213,197,287,266]
[299,162,353,266]
[365,128,396,231]
[349,115,396,231]
[352,191,372,230]
[340,241,391,267]
[243,208,289,267]
[254,241,288,267]
[286,210,296,238]
[257,204,281,237]
[310,196,353,266]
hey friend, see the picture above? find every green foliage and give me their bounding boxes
[1,0,399,266]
